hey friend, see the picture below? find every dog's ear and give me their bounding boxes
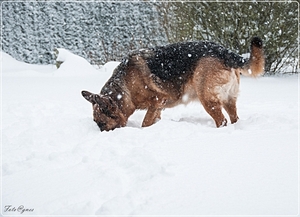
[94,94,115,109]
[94,94,106,107]
[94,94,114,116]
[81,90,96,104]
[107,97,119,112]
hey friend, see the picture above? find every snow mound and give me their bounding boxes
[1,49,118,78]
[100,61,120,74]
[1,51,55,75]
[1,52,29,72]
[55,48,99,76]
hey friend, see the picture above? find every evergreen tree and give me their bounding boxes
[156,1,299,74]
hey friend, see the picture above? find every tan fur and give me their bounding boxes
[241,46,265,77]
[192,58,240,127]
[105,57,250,129]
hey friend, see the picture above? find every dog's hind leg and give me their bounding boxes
[201,100,228,127]
[223,97,239,124]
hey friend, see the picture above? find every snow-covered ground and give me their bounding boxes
[1,50,299,216]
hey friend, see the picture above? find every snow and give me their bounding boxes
[117,94,123,100]
[1,50,299,216]
[55,48,100,77]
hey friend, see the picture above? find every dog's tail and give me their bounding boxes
[240,37,265,77]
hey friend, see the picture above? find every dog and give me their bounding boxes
[82,37,265,131]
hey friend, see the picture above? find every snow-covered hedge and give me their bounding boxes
[2,1,167,65]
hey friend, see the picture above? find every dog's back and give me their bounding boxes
[142,42,245,77]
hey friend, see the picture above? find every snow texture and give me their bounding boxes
[1,50,299,216]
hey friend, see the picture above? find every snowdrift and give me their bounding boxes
[1,50,298,216]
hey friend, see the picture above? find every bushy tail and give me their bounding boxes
[241,37,265,77]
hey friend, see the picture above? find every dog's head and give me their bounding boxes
[81,90,126,131]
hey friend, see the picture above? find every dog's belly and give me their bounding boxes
[165,79,198,108]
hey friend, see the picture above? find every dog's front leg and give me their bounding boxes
[142,107,162,127]
[142,95,167,128]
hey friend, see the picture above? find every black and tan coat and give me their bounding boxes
[82,37,265,131]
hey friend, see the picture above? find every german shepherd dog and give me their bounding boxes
[82,37,264,131]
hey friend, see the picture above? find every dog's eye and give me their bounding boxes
[102,109,118,120]
[102,108,112,117]
[110,115,118,120]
